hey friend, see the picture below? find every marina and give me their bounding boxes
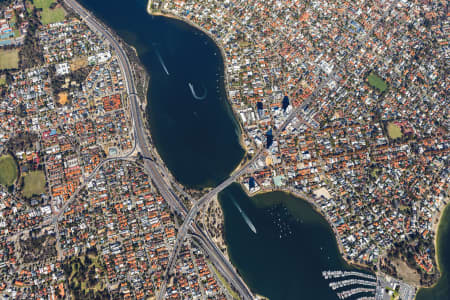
[322,270,377,281]
[322,270,377,300]
[337,287,376,299]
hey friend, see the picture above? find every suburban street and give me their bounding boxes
[63,0,255,299]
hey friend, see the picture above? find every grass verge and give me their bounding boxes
[209,262,240,300]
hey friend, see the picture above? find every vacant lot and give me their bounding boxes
[368,72,388,93]
[0,49,20,70]
[58,91,69,105]
[22,170,46,198]
[0,155,18,186]
[393,258,421,286]
[33,0,65,25]
[387,122,402,139]
[70,56,88,71]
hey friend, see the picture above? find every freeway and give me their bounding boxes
[64,0,409,298]
[63,0,255,299]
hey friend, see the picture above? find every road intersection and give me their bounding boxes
[63,0,256,298]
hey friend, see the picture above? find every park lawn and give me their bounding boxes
[33,0,65,25]
[40,6,65,25]
[22,170,46,198]
[0,155,18,187]
[66,254,107,296]
[0,49,19,70]
[387,122,402,139]
[368,72,388,93]
[32,0,56,9]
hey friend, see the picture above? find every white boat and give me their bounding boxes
[188,82,207,100]
[232,199,257,234]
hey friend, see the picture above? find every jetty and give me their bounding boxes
[322,270,376,281]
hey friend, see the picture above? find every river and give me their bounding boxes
[73,1,449,299]
[78,0,244,189]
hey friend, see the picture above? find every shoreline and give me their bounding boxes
[418,201,449,292]
[244,185,365,270]
[146,1,445,295]
[147,4,249,168]
[146,1,373,277]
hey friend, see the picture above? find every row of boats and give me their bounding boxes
[322,270,377,280]
[337,287,375,299]
[328,278,376,290]
[322,270,377,300]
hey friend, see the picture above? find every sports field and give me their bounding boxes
[0,155,18,186]
[368,72,388,93]
[0,49,19,70]
[22,170,46,198]
[387,122,402,139]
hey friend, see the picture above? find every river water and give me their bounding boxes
[219,183,376,300]
[78,0,244,189]
[416,204,450,300]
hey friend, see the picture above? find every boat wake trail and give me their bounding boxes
[232,197,257,234]
[188,82,207,100]
[154,48,170,76]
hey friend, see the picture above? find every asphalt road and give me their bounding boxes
[63,1,255,299]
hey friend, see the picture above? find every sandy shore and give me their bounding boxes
[425,200,450,289]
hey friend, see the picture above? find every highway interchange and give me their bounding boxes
[63,0,256,298]
[1,1,421,299]
[59,0,395,298]
[58,1,344,299]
